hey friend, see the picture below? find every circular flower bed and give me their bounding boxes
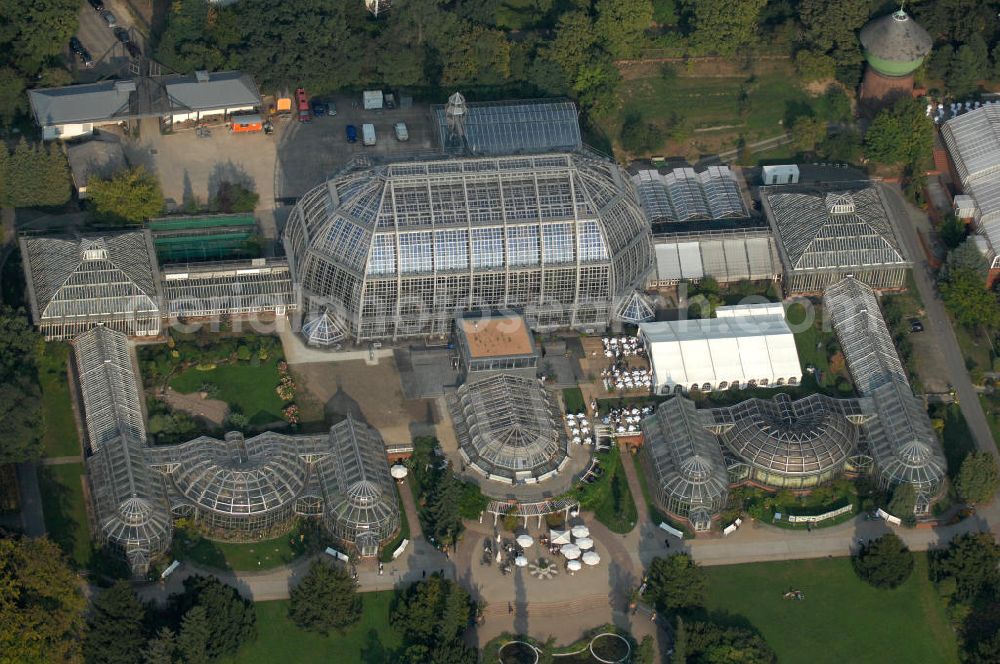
[498,640,540,664]
[588,633,630,664]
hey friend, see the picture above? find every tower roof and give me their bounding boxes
[860,10,932,64]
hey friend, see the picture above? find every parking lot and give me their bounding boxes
[70,0,146,83]
[275,93,441,200]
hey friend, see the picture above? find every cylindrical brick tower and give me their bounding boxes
[859,9,932,111]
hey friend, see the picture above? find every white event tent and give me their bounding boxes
[639,303,801,394]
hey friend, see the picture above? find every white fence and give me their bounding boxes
[392,539,410,560]
[876,508,903,525]
[324,547,350,562]
[785,504,853,524]
[658,522,685,539]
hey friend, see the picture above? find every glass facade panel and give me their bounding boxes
[507,226,540,266]
[542,223,574,264]
[434,230,469,271]
[471,227,505,269]
[368,233,396,276]
[398,232,433,274]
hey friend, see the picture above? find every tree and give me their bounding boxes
[211,182,258,214]
[685,621,776,663]
[0,0,80,76]
[798,0,870,62]
[423,466,465,546]
[794,51,836,82]
[852,533,915,589]
[790,116,826,152]
[938,214,968,249]
[145,627,177,664]
[0,307,43,464]
[645,554,706,613]
[682,0,767,56]
[865,98,933,170]
[288,561,361,634]
[0,536,86,663]
[939,242,1000,329]
[595,0,653,59]
[950,34,990,97]
[84,581,146,664]
[927,45,954,82]
[87,167,164,224]
[391,575,474,655]
[886,482,916,518]
[955,452,1000,505]
[170,576,256,661]
[930,532,1000,601]
[672,617,687,664]
[0,68,26,126]
[620,112,662,154]
[634,635,655,664]
[177,606,211,664]
[3,139,72,208]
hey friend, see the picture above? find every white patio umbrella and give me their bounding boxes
[390,464,408,479]
[571,524,590,539]
[549,529,571,545]
[496,551,502,563]
[582,551,601,566]
[516,534,534,548]
[514,555,528,567]
[560,543,581,559]
[567,559,582,572]
[575,537,594,550]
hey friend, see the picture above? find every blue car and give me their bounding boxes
[346,125,357,143]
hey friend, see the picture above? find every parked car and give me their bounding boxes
[114,27,130,43]
[101,10,117,27]
[295,87,311,122]
[125,41,141,58]
[88,0,105,11]
[394,122,409,141]
[345,125,358,143]
[70,38,94,68]
[310,100,328,116]
[326,101,337,117]
[70,37,84,52]
[909,319,924,333]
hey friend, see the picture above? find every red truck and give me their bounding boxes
[295,87,311,122]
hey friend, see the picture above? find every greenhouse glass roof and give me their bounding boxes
[450,374,567,482]
[707,393,862,477]
[433,98,582,156]
[640,397,728,508]
[632,167,746,223]
[764,187,908,272]
[942,106,1000,252]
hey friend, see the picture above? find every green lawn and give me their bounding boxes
[38,344,81,458]
[562,387,585,414]
[171,527,302,571]
[978,394,1000,453]
[605,66,810,154]
[37,462,92,567]
[379,485,411,563]
[221,593,403,664]
[704,557,959,664]
[169,358,285,425]
[954,324,992,375]
[931,403,977,476]
[574,447,637,534]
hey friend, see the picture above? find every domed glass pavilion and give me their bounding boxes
[284,153,653,343]
[449,374,568,485]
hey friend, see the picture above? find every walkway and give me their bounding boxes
[880,183,999,458]
[15,462,45,537]
[40,456,84,466]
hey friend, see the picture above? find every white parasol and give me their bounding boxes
[516,534,534,548]
[575,537,594,550]
[514,555,528,567]
[549,529,571,545]
[496,551,502,563]
[582,551,601,566]
[390,464,408,479]
[571,524,590,538]
[560,543,582,559]
[566,559,582,572]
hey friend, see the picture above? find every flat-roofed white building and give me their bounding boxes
[639,303,801,394]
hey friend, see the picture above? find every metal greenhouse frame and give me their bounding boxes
[284,153,653,343]
[449,374,568,485]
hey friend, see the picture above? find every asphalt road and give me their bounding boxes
[880,182,999,458]
[71,0,143,83]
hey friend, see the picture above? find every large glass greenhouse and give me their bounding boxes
[640,397,728,531]
[449,374,568,485]
[75,326,172,576]
[284,153,653,343]
[22,234,161,340]
[707,393,864,489]
[762,186,910,293]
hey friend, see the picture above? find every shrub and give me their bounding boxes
[852,533,914,589]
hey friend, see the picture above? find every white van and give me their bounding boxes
[362,123,376,146]
[394,122,409,141]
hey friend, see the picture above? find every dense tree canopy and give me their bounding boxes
[288,560,361,634]
[391,574,476,663]
[170,576,256,662]
[939,241,1000,330]
[645,554,706,613]
[684,620,777,664]
[0,535,86,663]
[682,0,767,56]
[0,307,43,464]
[886,482,917,519]
[1,140,71,209]
[955,452,1000,505]
[84,581,146,664]
[852,533,915,589]
[930,532,1000,601]
[865,98,933,171]
[87,167,165,225]
[595,0,653,60]
[798,0,868,67]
